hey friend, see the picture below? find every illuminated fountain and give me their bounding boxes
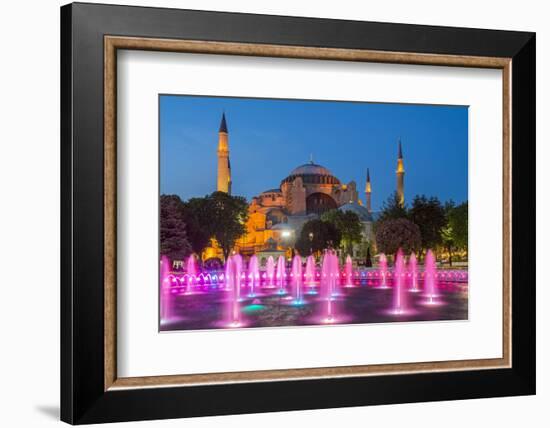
[160,256,172,322]
[391,249,407,314]
[224,255,233,291]
[266,256,275,287]
[291,254,303,304]
[161,243,466,331]
[185,254,198,291]
[424,249,438,304]
[276,255,286,294]
[224,255,242,327]
[248,254,260,297]
[321,250,339,323]
[379,253,389,288]
[332,252,340,296]
[305,255,316,292]
[343,254,354,287]
[409,252,419,292]
[233,254,243,301]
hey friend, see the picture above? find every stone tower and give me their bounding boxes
[365,168,372,213]
[396,139,405,207]
[217,113,232,194]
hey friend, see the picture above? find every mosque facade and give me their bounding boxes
[206,114,405,262]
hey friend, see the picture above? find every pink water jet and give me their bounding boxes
[291,255,303,304]
[276,255,286,294]
[266,256,275,287]
[233,254,243,301]
[248,254,260,297]
[305,255,316,290]
[186,254,198,291]
[409,252,419,292]
[332,252,340,296]
[224,256,233,291]
[225,255,242,327]
[343,255,354,287]
[379,253,389,288]
[392,249,407,314]
[160,256,172,322]
[424,249,438,304]
[321,250,339,322]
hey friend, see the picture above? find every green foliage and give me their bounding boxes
[160,195,192,261]
[187,191,249,260]
[440,200,468,265]
[321,209,363,256]
[179,201,211,255]
[375,218,421,256]
[378,192,408,222]
[295,219,342,255]
[448,202,468,250]
[409,195,446,250]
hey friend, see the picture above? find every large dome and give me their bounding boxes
[282,162,340,185]
[290,163,333,176]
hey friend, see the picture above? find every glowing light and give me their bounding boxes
[160,249,467,330]
[391,249,407,314]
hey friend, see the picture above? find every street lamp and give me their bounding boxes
[309,232,314,255]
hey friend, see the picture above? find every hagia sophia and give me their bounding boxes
[203,113,405,263]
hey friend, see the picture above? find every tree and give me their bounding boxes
[321,209,363,256]
[365,246,373,267]
[441,223,454,266]
[441,200,456,266]
[378,192,408,222]
[440,201,468,266]
[295,219,341,255]
[449,202,468,250]
[160,195,192,261]
[409,195,446,251]
[179,201,211,255]
[187,191,249,261]
[375,218,421,256]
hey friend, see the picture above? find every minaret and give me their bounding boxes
[217,113,231,194]
[396,139,405,207]
[365,168,372,213]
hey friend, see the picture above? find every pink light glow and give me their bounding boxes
[305,255,316,287]
[185,254,198,292]
[266,256,275,287]
[424,249,438,304]
[276,255,286,294]
[391,249,408,315]
[160,256,172,322]
[248,254,260,297]
[321,249,340,321]
[291,254,303,303]
[409,252,419,292]
[160,247,468,330]
[225,254,243,325]
[378,253,389,289]
[343,255,354,287]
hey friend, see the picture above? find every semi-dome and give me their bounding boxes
[261,188,282,194]
[338,201,373,222]
[282,162,340,185]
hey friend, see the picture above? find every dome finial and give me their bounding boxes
[309,153,314,164]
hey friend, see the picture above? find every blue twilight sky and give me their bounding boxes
[160,95,468,211]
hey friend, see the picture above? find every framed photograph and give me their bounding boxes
[61,2,535,424]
